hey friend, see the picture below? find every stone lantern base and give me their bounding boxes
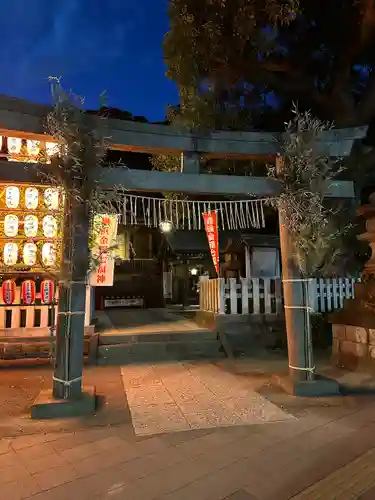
[330,281,375,371]
[330,192,375,372]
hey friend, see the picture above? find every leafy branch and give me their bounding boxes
[267,104,352,277]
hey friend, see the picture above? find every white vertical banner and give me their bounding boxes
[89,214,119,287]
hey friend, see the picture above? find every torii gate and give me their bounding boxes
[0,94,367,414]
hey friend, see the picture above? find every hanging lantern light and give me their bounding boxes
[2,280,15,305]
[21,280,36,305]
[44,188,59,210]
[42,242,56,266]
[40,280,55,304]
[4,214,18,237]
[5,186,20,208]
[24,214,38,237]
[23,243,37,266]
[42,215,58,238]
[3,242,18,266]
[45,142,59,158]
[8,138,22,155]
[27,140,40,157]
[25,187,39,209]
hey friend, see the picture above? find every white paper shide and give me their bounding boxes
[4,215,18,237]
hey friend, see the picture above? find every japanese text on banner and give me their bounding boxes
[202,211,219,276]
[89,214,119,287]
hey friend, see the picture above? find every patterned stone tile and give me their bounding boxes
[184,408,245,430]
[125,386,175,406]
[122,363,294,436]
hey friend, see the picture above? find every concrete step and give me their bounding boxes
[97,340,224,365]
[98,329,218,345]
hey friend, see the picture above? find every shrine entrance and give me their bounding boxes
[0,94,367,402]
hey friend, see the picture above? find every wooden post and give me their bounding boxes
[245,245,251,278]
[53,140,93,401]
[276,156,311,383]
[53,191,90,399]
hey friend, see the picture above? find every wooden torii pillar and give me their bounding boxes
[0,95,367,413]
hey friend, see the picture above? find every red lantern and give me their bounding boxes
[40,280,55,304]
[21,280,36,305]
[2,280,15,305]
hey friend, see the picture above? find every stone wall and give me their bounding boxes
[332,324,375,370]
[194,310,286,352]
[0,327,95,361]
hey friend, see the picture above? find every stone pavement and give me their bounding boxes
[122,362,294,436]
[3,360,375,498]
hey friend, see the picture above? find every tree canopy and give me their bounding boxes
[164,0,375,131]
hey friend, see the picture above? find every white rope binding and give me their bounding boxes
[288,364,316,373]
[53,376,82,387]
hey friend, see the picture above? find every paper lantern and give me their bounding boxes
[25,187,38,209]
[23,243,37,266]
[42,215,57,238]
[44,188,59,210]
[24,214,38,237]
[27,140,39,156]
[42,243,56,266]
[1,280,15,305]
[21,280,36,305]
[4,215,18,237]
[45,142,59,158]
[8,138,21,154]
[5,186,20,208]
[3,242,18,266]
[41,280,55,304]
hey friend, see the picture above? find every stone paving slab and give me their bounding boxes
[291,447,375,499]
[121,362,295,436]
[2,362,375,498]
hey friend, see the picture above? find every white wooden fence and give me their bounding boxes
[199,277,357,315]
[0,285,92,337]
[0,286,58,336]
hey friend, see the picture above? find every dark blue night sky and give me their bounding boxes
[0,0,178,121]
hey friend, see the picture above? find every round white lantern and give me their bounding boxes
[5,186,20,208]
[24,215,38,237]
[27,140,40,156]
[42,215,57,238]
[8,138,21,154]
[44,188,59,210]
[25,187,38,209]
[3,243,18,266]
[4,215,18,237]
[23,243,37,266]
[42,243,56,266]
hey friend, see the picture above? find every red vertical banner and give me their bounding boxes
[202,210,219,276]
